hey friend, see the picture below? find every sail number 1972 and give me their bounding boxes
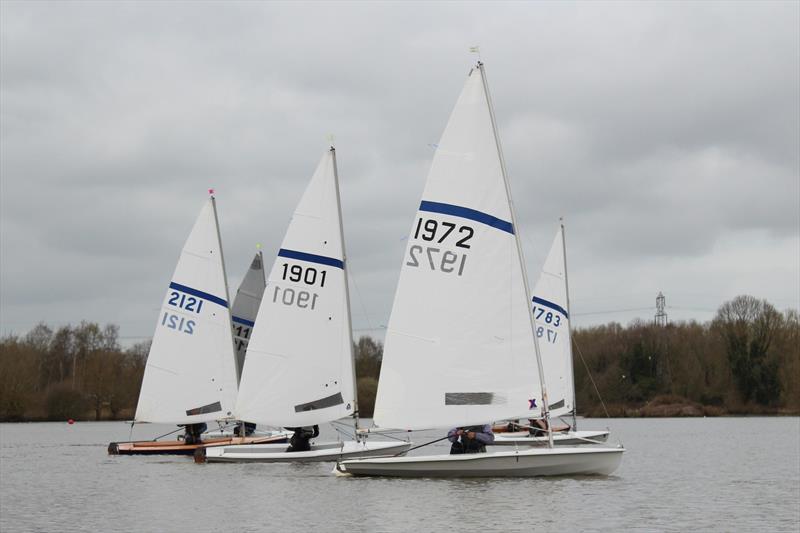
[406,217,474,276]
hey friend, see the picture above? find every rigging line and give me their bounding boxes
[357,427,414,435]
[573,307,653,317]
[151,426,184,442]
[667,306,717,313]
[356,429,409,442]
[571,336,611,420]
[570,434,610,445]
[393,434,452,456]
[520,226,547,278]
[347,269,375,336]
[330,420,355,441]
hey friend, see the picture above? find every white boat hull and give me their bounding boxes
[203,429,291,439]
[336,446,624,478]
[491,429,609,446]
[199,439,411,463]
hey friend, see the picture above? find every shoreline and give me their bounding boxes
[3,410,798,424]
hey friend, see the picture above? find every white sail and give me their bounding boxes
[135,197,239,424]
[373,65,543,431]
[532,226,574,419]
[230,251,266,382]
[235,149,356,427]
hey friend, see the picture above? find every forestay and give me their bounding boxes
[373,65,543,431]
[135,197,239,424]
[235,149,356,427]
[532,227,574,419]
[230,251,266,382]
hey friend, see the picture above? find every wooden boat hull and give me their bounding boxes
[108,433,290,456]
[197,439,412,463]
[491,430,610,446]
[335,446,624,478]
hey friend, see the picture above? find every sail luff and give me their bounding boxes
[211,196,239,391]
[330,147,360,434]
[477,63,552,445]
[560,221,578,430]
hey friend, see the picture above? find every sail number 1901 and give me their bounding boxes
[281,263,327,287]
[272,285,319,310]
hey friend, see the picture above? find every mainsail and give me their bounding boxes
[532,225,575,419]
[230,251,266,382]
[373,64,544,431]
[235,149,356,427]
[135,196,239,424]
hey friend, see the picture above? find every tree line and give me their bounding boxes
[572,295,798,416]
[0,295,797,421]
[0,322,149,421]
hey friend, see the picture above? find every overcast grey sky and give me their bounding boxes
[1,1,798,345]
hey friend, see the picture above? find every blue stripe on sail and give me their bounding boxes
[169,282,228,308]
[532,296,569,319]
[232,316,255,327]
[278,249,344,269]
[419,201,514,235]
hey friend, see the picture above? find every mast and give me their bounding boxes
[477,62,553,448]
[210,192,238,422]
[560,219,578,431]
[330,146,360,439]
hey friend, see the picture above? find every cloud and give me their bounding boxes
[1,1,798,342]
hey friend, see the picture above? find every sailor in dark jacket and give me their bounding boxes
[181,423,208,445]
[447,424,495,454]
[284,425,320,452]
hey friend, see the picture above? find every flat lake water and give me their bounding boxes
[1,418,798,532]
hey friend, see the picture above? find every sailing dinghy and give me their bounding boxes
[492,224,609,446]
[198,149,411,463]
[336,62,623,477]
[109,195,288,455]
[231,250,267,381]
[205,251,278,438]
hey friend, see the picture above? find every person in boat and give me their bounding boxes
[284,425,320,452]
[527,418,571,436]
[233,422,257,437]
[181,422,207,445]
[447,424,495,454]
